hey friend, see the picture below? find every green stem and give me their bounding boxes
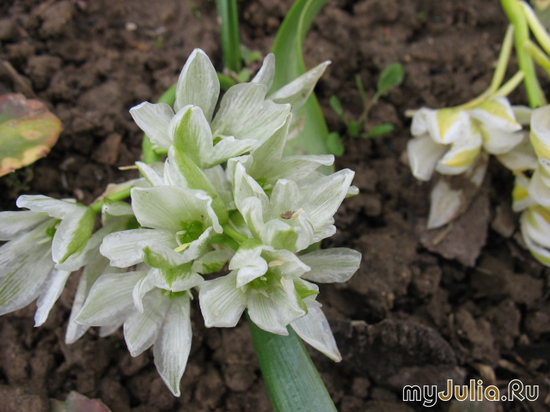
[489,24,515,94]
[221,223,248,244]
[89,186,132,213]
[217,0,242,73]
[521,0,550,56]
[141,84,177,164]
[524,40,550,74]
[500,0,546,107]
[248,317,338,412]
[494,70,526,96]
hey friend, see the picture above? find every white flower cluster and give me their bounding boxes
[0,49,361,396]
[407,97,550,266]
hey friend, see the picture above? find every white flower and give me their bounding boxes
[199,243,361,360]
[129,49,330,169]
[100,185,222,268]
[65,200,137,344]
[75,265,198,397]
[407,97,522,181]
[231,162,355,252]
[0,195,95,326]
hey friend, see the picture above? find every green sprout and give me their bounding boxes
[328,62,404,156]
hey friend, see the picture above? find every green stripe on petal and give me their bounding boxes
[433,108,469,144]
[171,105,211,167]
[247,277,305,335]
[52,206,95,264]
[470,97,521,132]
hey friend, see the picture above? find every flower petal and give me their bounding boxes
[300,248,361,283]
[66,252,120,344]
[233,162,270,215]
[229,240,268,288]
[407,135,447,181]
[301,169,355,227]
[268,61,330,112]
[100,229,176,268]
[206,136,259,169]
[174,49,220,121]
[211,82,290,143]
[480,126,523,155]
[530,104,550,159]
[136,161,165,187]
[34,269,71,326]
[496,134,537,172]
[192,249,233,274]
[199,272,246,328]
[470,97,522,133]
[16,195,77,218]
[51,205,95,264]
[262,155,334,184]
[435,125,481,175]
[153,295,192,397]
[269,179,302,217]
[528,168,550,207]
[0,229,54,316]
[124,288,170,357]
[412,108,469,144]
[0,211,49,241]
[251,53,275,91]
[521,208,550,265]
[132,186,215,231]
[247,277,305,335]
[291,306,341,361]
[170,105,211,167]
[129,102,174,148]
[75,271,146,326]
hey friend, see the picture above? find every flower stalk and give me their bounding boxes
[248,316,338,412]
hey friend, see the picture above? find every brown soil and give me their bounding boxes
[0,0,549,411]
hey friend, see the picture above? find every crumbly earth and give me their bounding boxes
[0,1,548,411]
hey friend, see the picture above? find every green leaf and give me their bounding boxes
[216,0,241,72]
[326,132,344,156]
[366,123,394,138]
[377,63,405,95]
[0,93,62,177]
[270,0,331,164]
[248,317,337,412]
[329,95,343,116]
[355,74,367,102]
[347,120,361,137]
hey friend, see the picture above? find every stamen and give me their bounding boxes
[174,243,191,253]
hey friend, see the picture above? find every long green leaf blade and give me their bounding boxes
[270,0,331,159]
[248,317,337,412]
